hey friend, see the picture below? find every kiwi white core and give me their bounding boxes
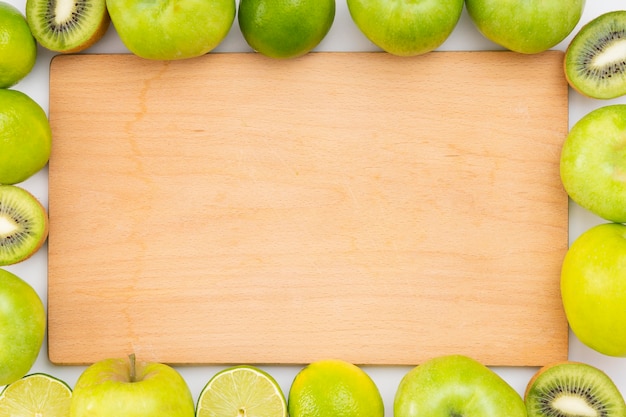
[592,39,626,67]
[553,395,598,417]
[0,215,17,238]
[53,0,80,27]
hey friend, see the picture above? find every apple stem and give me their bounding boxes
[129,353,137,383]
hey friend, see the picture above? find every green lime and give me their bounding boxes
[238,0,335,59]
[288,359,384,417]
[196,365,288,417]
[0,2,37,88]
[0,373,72,417]
[0,89,51,185]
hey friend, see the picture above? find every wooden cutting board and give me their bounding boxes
[47,51,569,366]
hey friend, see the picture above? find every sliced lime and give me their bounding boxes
[0,373,72,417]
[197,365,287,417]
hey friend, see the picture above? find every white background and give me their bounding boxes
[3,0,626,414]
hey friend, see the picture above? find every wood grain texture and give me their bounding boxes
[48,51,569,366]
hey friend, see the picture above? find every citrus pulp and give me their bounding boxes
[196,365,287,417]
[0,373,72,417]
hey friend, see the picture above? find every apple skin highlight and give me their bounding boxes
[0,269,46,386]
[70,356,195,417]
[560,104,626,223]
[561,223,626,357]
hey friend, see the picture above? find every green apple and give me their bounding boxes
[106,0,235,60]
[394,354,526,417]
[561,223,626,357]
[346,0,464,56]
[0,268,46,386]
[560,105,626,223]
[465,0,585,54]
[70,355,195,417]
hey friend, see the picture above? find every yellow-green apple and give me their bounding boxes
[346,0,464,56]
[395,354,526,417]
[561,223,626,356]
[105,0,235,60]
[70,355,195,417]
[465,0,585,54]
[560,105,626,223]
[0,268,46,386]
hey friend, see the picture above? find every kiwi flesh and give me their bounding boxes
[525,361,626,417]
[565,11,626,100]
[0,185,48,266]
[26,0,110,53]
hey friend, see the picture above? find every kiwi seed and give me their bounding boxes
[565,10,626,100]
[525,361,626,417]
[0,185,49,266]
[25,0,110,53]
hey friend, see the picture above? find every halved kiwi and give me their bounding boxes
[26,0,110,53]
[525,361,626,417]
[565,10,626,99]
[0,185,48,266]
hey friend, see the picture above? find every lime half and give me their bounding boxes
[197,365,287,417]
[0,373,72,417]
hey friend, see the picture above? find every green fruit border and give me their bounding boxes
[0,0,624,412]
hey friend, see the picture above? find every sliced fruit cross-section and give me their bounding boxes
[197,365,287,417]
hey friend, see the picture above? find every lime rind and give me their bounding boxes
[196,365,287,417]
[288,359,384,417]
[0,373,72,417]
[238,0,335,59]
